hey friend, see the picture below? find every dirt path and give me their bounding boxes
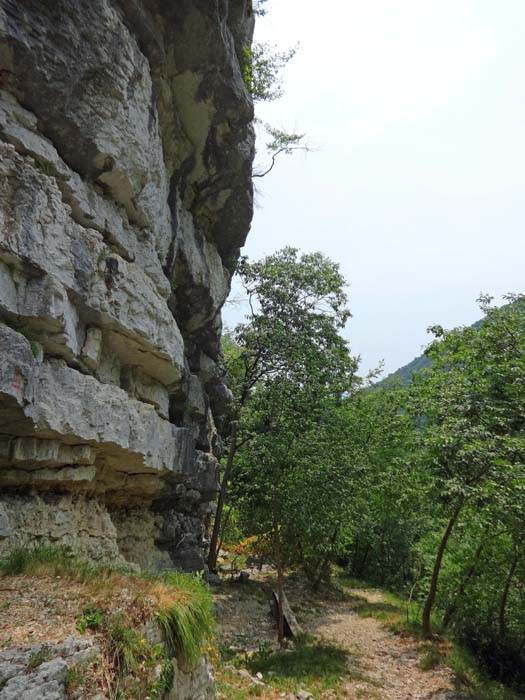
[214,567,460,700]
[308,587,456,700]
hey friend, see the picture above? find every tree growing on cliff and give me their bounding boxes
[241,5,311,177]
[242,42,297,103]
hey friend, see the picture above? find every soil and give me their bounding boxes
[0,567,459,699]
[309,595,455,699]
[0,575,87,648]
[213,567,459,700]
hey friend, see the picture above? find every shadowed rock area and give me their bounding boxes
[0,0,255,573]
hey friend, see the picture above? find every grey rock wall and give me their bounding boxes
[0,637,100,700]
[0,637,215,700]
[0,0,255,571]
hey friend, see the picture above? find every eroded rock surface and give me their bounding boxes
[0,638,99,700]
[0,637,215,700]
[0,0,254,571]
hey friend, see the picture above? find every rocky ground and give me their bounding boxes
[0,563,465,700]
[0,567,214,700]
[213,566,460,700]
[310,593,455,699]
[0,576,107,699]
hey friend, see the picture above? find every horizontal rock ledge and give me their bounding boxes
[0,322,218,500]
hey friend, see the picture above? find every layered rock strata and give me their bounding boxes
[0,0,254,571]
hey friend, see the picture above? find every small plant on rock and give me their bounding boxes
[76,603,105,633]
[26,644,53,671]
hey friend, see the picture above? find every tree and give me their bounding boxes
[242,42,297,103]
[409,295,525,637]
[234,373,358,641]
[341,383,427,588]
[253,0,269,16]
[253,125,310,178]
[208,248,357,640]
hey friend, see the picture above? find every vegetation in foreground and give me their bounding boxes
[0,546,215,699]
[216,633,374,700]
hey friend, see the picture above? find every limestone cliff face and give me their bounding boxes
[0,0,255,571]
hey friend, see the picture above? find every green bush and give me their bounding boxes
[26,645,53,671]
[0,546,100,580]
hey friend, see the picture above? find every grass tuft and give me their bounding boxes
[26,644,53,671]
[1,547,217,696]
[155,570,216,668]
[64,662,88,692]
[107,615,147,675]
[418,643,443,670]
[0,545,108,581]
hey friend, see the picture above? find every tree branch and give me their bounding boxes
[253,146,310,178]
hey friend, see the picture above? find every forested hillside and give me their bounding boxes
[378,352,432,386]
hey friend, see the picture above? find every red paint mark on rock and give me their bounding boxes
[10,370,24,391]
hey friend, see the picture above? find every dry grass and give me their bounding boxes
[0,547,215,699]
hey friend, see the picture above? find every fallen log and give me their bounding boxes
[271,589,303,638]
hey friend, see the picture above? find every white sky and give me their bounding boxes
[224,0,525,376]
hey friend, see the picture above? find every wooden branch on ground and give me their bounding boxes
[271,589,303,638]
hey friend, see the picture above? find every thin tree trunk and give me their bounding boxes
[312,554,330,592]
[312,528,339,591]
[216,506,233,558]
[422,496,464,638]
[443,541,484,628]
[359,544,371,573]
[207,423,238,573]
[498,553,518,640]
[351,535,360,573]
[407,579,418,624]
[274,521,285,646]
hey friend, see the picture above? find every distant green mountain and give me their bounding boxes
[377,318,483,388]
[376,352,431,387]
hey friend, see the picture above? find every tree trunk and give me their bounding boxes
[422,496,464,638]
[312,528,339,591]
[359,544,371,574]
[351,535,360,573]
[274,522,285,646]
[312,555,329,592]
[216,506,233,558]
[443,541,484,628]
[498,553,518,640]
[207,423,238,573]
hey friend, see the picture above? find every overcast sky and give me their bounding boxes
[224,0,525,376]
